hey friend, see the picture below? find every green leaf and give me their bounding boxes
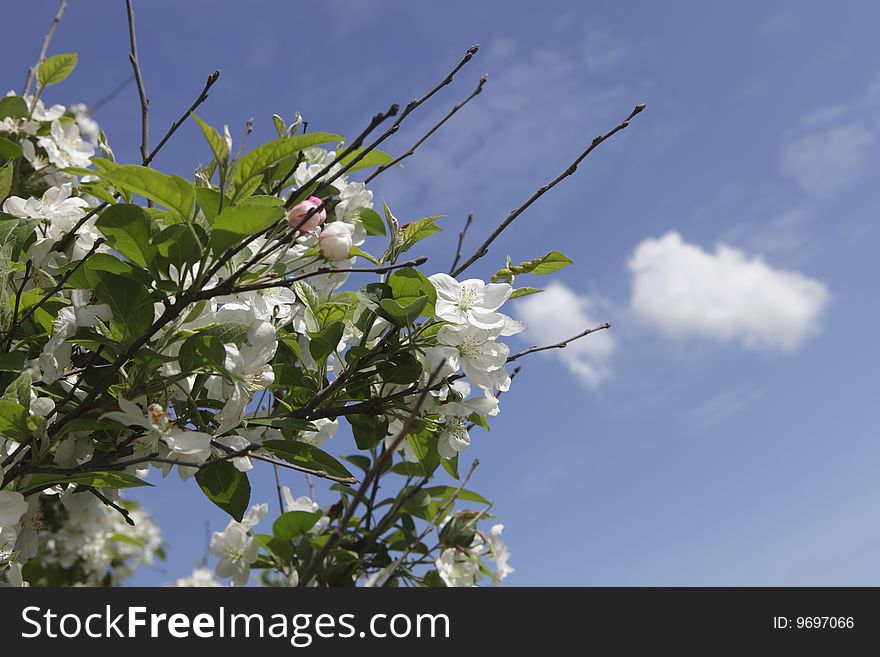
[492,250,573,282]
[356,282,392,314]
[178,334,226,373]
[210,204,284,253]
[195,187,222,224]
[510,287,544,299]
[255,533,294,562]
[354,208,386,236]
[272,511,321,540]
[0,137,22,161]
[308,321,344,361]
[425,485,490,505]
[0,349,25,372]
[349,245,379,264]
[96,163,195,219]
[24,471,151,491]
[406,427,441,477]
[152,223,205,273]
[191,113,229,162]
[94,204,159,269]
[386,267,436,317]
[0,96,28,121]
[345,413,388,451]
[233,132,342,190]
[37,52,78,87]
[3,372,31,407]
[262,439,356,483]
[195,461,251,522]
[399,216,442,253]
[336,148,395,173]
[93,273,153,340]
[439,512,479,548]
[0,399,28,438]
[376,351,423,384]
[0,161,13,202]
[378,296,427,326]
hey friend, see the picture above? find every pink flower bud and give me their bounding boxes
[287,196,326,233]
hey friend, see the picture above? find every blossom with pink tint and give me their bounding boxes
[287,196,326,233]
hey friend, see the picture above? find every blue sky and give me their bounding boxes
[5,1,880,585]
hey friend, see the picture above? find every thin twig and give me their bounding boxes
[22,0,68,97]
[374,459,480,587]
[143,70,220,167]
[452,103,646,277]
[125,0,150,166]
[365,74,488,184]
[273,464,285,515]
[89,75,135,114]
[449,213,473,274]
[506,322,612,363]
[88,488,135,526]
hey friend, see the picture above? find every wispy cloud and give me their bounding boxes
[780,123,874,197]
[628,232,829,352]
[514,282,615,388]
[684,386,764,431]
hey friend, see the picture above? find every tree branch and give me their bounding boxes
[449,212,473,274]
[143,70,220,167]
[365,74,487,184]
[452,103,646,277]
[22,0,68,97]
[125,0,150,166]
[506,322,612,363]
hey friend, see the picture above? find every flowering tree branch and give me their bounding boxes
[449,212,474,274]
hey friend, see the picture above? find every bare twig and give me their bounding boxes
[125,0,150,165]
[365,74,488,184]
[273,464,285,514]
[506,322,612,363]
[452,103,646,277]
[22,0,68,97]
[143,70,220,167]
[88,488,135,526]
[374,459,480,587]
[449,213,473,274]
[297,365,444,587]
[89,75,135,114]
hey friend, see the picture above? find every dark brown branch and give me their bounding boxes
[365,74,488,184]
[125,0,150,166]
[297,365,444,587]
[22,0,68,97]
[506,322,612,363]
[449,213,473,274]
[452,103,646,277]
[142,70,220,167]
[210,439,358,484]
[53,202,107,253]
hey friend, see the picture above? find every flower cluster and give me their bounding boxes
[0,42,597,588]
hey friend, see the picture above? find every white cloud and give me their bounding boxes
[514,282,615,388]
[628,232,829,352]
[780,123,874,197]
